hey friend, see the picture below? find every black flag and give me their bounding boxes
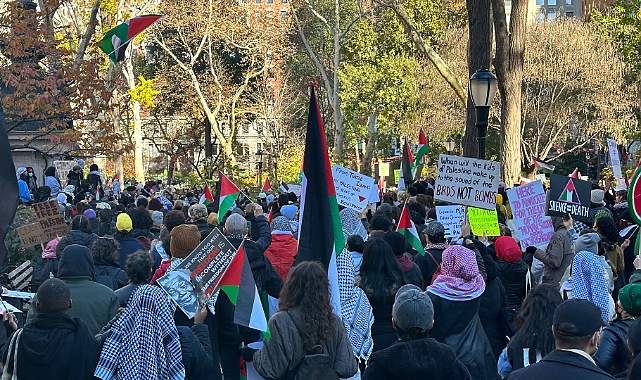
[0,103,20,264]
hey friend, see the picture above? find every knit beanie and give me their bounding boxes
[116,213,133,232]
[280,205,298,221]
[170,224,201,258]
[270,216,291,232]
[494,236,522,264]
[574,232,600,255]
[83,209,96,219]
[619,283,641,316]
[152,210,164,227]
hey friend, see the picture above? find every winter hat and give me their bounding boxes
[57,193,67,205]
[42,238,59,259]
[270,216,291,232]
[116,213,133,232]
[494,236,522,264]
[384,231,407,256]
[425,221,445,240]
[73,165,81,171]
[553,299,605,337]
[591,189,605,205]
[188,204,208,221]
[126,186,137,192]
[84,209,96,219]
[152,211,164,227]
[15,167,26,179]
[619,284,641,316]
[620,210,632,222]
[76,159,84,169]
[266,194,275,203]
[258,192,267,199]
[392,284,434,333]
[377,203,392,214]
[170,224,201,258]
[96,202,111,210]
[574,232,600,255]
[280,205,298,221]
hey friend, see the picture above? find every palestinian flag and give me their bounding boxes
[533,157,555,173]
[218,172,240,219]
[295,84,344,314]
[397,205,425,255]
[569,168,579,178]
[560,179,581,204]
[399,138,414,189]
[261,178,271,193]
[199,185,214,206]
[218,245,270,340]
[279,181,289,193]
[98,15,162,63]
[415,129,429,165]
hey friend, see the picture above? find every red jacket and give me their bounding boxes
[264,233,298,281]
[150,260,171,284]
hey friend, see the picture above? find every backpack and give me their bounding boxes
[425,250,442,285]
[284,311,339,380]
[30,258,58,291]
[96,265,120,290]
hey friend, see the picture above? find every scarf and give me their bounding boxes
[571,251,611,322]
[340,208,368,242]
[396,254,414,272]
[427,245,485,301]
[42,239,58,259]
[337,250,374,360]
[94,285,185,380]
[425,243,449,251]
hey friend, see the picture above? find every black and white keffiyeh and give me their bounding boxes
[339,208,368,242]
[94,285,185,380]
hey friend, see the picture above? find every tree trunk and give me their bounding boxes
[333,1,344,160]
[112,88,124,183]
[492,0,527,185]
[204,118,212,158]
[168,155,176,184]
[124,58,145,183]
[362,110,378,177]
[462,0,492,158]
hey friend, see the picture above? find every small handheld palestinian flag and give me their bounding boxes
[569,168,579,178]
[199,185,214,206]
[99,15,162,63]
[279,181,289,193]
[415,129,429,165]
[532,157,555,173]
[397,205,425,255]
[261,178,271,193]
[218,245,270,340]
[218,172,240,219]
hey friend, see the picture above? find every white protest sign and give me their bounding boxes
[368,182,380,204]
[286,184,301,196]
[616,177,627,191]
[535,174,547,182]
[435,205,465,238]
[434,154,500,210]
[332,164,375,212]
[507,180,554,250]
[607,138,622,179]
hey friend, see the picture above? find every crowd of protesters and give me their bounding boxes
[3,165,641,380]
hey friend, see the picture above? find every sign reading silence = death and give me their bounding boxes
[434,154,500,210]
[547,174,591,222]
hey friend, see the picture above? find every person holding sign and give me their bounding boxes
[526,217,573,290]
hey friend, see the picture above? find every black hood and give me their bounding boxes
[21,313,79,366]
[65,230,95,246]
[58,244,95,279]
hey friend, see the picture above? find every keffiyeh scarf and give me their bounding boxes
[427,245,485,301]
[94,285,185,380]
[571,251,611,322]
[340,208,368,242]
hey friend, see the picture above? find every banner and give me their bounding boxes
[286,184,301,197]
[435,205,465,238]
[158,228,238,318]
[32,200,68,241]
[507,180,554,250]
[607,138,622,179]
[547,174,591,222]
[468,206,500,236]
[434,154,500,210]
[16,223,45,248]
[331,164,375,212]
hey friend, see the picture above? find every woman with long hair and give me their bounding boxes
[91,237,127,290]
[245,261,357,379]
[56,215,99,257]
[626,318,641,379]
[497,284,563,378]
[357,238,406,352]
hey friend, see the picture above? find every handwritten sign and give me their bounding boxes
[435,205,465,238]
[535,174,547,182]
[547,174,591,222]
[507,180,554,250]
[394,169,400,185]
[379,163,390,177]
[607,138,622,179]
[332,164,375,212]
[16,223,46,248]
[434,154,500,210]
[32,200,67,241]
[286,184,301,197]
[468,207,500,236]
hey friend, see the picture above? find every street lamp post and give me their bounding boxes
[469,68,498,160]
[256,149,264,187]
[445,137,456,155]
[272,152,279,183]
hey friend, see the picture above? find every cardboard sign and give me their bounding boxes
[468,207,500,236]
[435,205,465,238]
[286,184,301,197]
[547,174,592,222]
[607,138,622,179]
[379,163,390,177]
[16,223,45,248]
[32,201,67,241]
[394,169,400,184]
[434,154,500,210]
[158,229,238,318]
[507,180,555,250]
[332,164,375,212]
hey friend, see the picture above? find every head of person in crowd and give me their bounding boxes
[571,250,611,323]
[280,204,298,221]
[115,213,133,237]
[392,284,434,341]
[346,234,364,254]
[407,186,417,197]
[58,244,95,279]
[136,196,149,209]
[406,201,426,223]
[16,167,28,181]
[125,250,152,284]
[593,216,619,251]
[70,215,92,234]
[127,207,153,232]
[84,209,96,220]
[358,238,405,300]
[36,278,71,314]
[207,212,218,226]
[44,166,56,177]
[495,236,523,263]
[384,231,409,257]
[278,261,335,351]
[277,194,289,207]
[552,299,605,356]
[616,190,628,204]
[377,202,392,216]
[270,216,291,233]
[163,210,185,232]
[151,211,164,228]
[590,189,606,208]
[173,200,184,212]
[148,198,163,211]
[424,221,446,245]
[169,224,200,259]
[89,163,99,173]
[618,284,641,319]
[188,204,208,223]
[368,215,392,234]
[574,232,600,255]
[224,213,247,238]
[91,236,120,266]
[36,186,51,202]
[427,245,484,300]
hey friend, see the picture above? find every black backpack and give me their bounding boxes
[95,266,120,290]
[284,311,339,380]
[31,258,58,291]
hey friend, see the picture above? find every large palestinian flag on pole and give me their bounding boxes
[218,172,240,219]
[415,129,429,165]
[294,84,344,314]
[397,205,425,255]
[98,15,162,63]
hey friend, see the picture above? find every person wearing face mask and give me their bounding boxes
[25,167,37,193]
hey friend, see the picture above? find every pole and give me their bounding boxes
[475,106,490,160]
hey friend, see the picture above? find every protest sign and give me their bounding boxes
[547,174,591,222]
[379,162,390,177]
[435,205,465,238]
[607,138,622,179]
[394,169,400,184]
[53,160,77,188]
[3,290,35,300]
[368,183,380,204]
[535,174,547,182]
[332,164,375,212]
[468,207,500,236]
[158,228,238,318]
[0,300,22,314]
[286,184,301,196]
[16,223,45,248]
[434,154,500,210]
[32,200,68,241]
[507,180,555,250]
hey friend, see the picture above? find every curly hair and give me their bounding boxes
[148,198,163,211]
[594,216,619,249]
[278,262,335,351]
[91,236,120,265]
[127,207,153,230]
[164,210,185,232]
[125,250,152,283]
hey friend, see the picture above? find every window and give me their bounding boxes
[536,0,544,5]
[566,0,573,4]
[280,9,287,21]
[565,11,574,17]
[242,124,249,134]
[267,0,273,3]
[266,8,273,17]
[547,0,556,5]
[281,0,287,2]
[255,0,260,3]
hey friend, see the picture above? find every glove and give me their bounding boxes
[241,346,257,362]
[525,246,537,254]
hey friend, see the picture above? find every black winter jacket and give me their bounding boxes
[479,257,509,360]
[192,220,213,242]
[177,324,217,380]
[414,246,445,285]
[593,318,635,376]
[497,258,529,310]
[508,349,614,380]
[56,230,98,258]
